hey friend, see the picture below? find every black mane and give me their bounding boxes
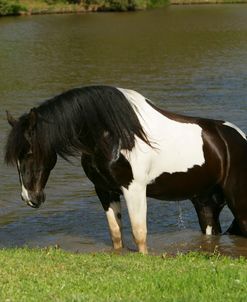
[5,86,150,165]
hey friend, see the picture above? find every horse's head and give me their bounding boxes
[6,110,57,208]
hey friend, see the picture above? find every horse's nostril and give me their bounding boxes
[25,191,45,208]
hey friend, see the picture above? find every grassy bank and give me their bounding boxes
[2,0,247,17]
[0,0,169,16]
[0,248,246,301]
[171,0,247,4]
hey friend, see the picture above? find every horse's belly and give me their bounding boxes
[146,165,217,201]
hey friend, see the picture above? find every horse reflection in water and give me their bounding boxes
[5,86,247,253]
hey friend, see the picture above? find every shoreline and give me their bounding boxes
[171,0,247,4]
[1,0,247,17]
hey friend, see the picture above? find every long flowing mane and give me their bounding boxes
[5,86,150,165]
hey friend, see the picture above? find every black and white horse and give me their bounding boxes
[5,86,247,253]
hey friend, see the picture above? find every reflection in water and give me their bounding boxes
[149,231,247,257]
[0,5,247,256]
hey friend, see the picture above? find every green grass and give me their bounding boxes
[1,0,247,16]
[0,0,27,15]
[0,0,169,16]
[0,248,246,301]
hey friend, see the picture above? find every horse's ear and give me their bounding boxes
[6,111,17,127]
[29,108,37,129]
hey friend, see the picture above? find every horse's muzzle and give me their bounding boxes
[22,191,45,208]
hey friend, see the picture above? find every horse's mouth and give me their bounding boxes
[27,200,41,208]
[21,192,45,208]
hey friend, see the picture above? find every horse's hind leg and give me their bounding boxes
[95,187,123,250]
[217,122,247,237]
[225,201,247,237]
[225,193,247,237]
[222,161,247,237]
[191,189,225,235]
[226,219,243,235]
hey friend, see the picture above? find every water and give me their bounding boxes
[0,5,247,256]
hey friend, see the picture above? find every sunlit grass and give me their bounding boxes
[0,248,246,301]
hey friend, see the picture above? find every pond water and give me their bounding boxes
[0,5,247,256]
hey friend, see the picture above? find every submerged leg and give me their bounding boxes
[226,219,243,236]
[95,187,123,250]
[223,179,247,237]
[122,182,148,254]
[191,191,225,235]
[226,200,247,237]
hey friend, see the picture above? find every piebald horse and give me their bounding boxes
[5,86,247,253]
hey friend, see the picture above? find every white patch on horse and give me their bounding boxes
[106,202,121,229]
[206,225,212,235]
[122,182,147,254]
[106,202,122,249]
[117,88,205,184]
[223,121,246,140]
[17,160,30,202]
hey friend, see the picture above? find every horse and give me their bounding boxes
[5,85,247,253]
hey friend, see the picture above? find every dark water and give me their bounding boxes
[0,5,247,256]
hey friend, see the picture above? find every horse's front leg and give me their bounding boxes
[122,182,148,254]
[95,187,123,251]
